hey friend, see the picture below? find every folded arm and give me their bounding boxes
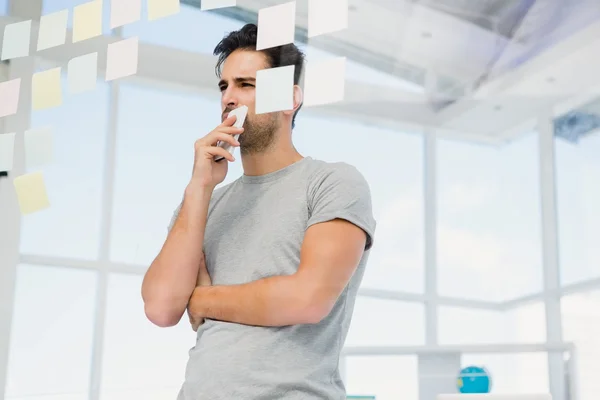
[187,218,367,327]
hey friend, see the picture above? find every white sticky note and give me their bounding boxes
[24,127,53,168]
[303,57,346,106]
[73,0,103,43]
[147,0,180,21]
[110,0,142,28]
[2,20,31,60]
[105,37,138,81]
[68,52,98,93]
[13,171,51,215]
[0,132,16,172]
[201,0,236,11]
[37,10,68,51]
[0,78,21,118]
[308,0,348,37]
[32,68,63,111]
[255,65,294,115]
[256,2,296,51]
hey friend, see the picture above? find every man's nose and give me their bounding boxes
[222,89,238,108]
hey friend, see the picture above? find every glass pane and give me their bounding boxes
[43,0,112,34]
[346,297,424,347]
[555,131,600,286]
[123,4,245,54]
[438,302,546,345]
[294,118,425,293]
[0,0,7,15]
[21,74,109,260]
[345,356,418,400]
[5,264,97,400]
[111,84,243,265]
[100,273,194,400]
[562,291,600,400]
[437,132,543,301]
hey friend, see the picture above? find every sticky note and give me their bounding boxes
[308,0,347,37]
[147,0,180,21]
[32,68,63,111]
[201,0,236,11]
[256,2,296,51]
[105,37,138,81]
[2,20,31,60]
[13,172,51,215]
[303,57,346,106]
[0,78,21,118]
[37,10,68,51]
[255,65,294,115]
[73,0,103,43]
[0,132,16,172]
[24,127,53,168]
[68,52,98,93]
[110,0,142,28]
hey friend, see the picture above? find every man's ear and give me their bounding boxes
[285,85,303,115]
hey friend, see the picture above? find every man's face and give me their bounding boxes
[218,50,280,155]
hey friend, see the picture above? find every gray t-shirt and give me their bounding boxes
[171,156,376,400]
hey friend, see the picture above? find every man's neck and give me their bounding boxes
[241,139,303,177]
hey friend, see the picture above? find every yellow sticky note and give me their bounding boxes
[147,0,180,21]
[73,0,103,43]
[13,171,51,215]
[32,68,62,110]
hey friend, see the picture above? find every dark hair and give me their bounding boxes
[213,23,305,129]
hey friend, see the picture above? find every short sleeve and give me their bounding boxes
[167,202,182,232]
[307,163,376,250]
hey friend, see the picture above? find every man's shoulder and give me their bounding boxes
[303,157,367,184]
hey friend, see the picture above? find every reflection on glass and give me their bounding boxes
[556,131,600,286]
[21,74,108,260]
[345,356,418,400]
[5,264,96,400]
[562,291,600,400]
[437,132,543,302]
[100,273,193,400]
[346,297,424,347]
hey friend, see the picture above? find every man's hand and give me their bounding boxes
[187,254,211,331]
[190,115,243,189]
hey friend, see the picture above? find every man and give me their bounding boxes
[141,23,376,399]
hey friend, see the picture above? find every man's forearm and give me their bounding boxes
[142,183,213,327]
[188,274,324,327]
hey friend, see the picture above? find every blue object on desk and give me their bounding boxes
[457,365,492,394]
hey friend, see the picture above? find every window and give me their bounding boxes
[100,273,194,400]
[123,4,245,54]
[0,0,7,15]
[555,131,600,286]
[437,132,543,302]
[110,84,241,265]
[344,356,418,400]
[438,302,546,345]
[345,298,425,347]
[562,291,600,400]
[5,264,96,400]
[20,73,109,260]
[294,116,425,293]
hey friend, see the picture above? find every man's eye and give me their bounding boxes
[219,86,226,91]
[242,83,254,87]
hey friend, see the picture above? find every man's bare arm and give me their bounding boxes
[187,219,367,327]
[142,184,212,327]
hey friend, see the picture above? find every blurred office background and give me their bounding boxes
[0,0,599,399]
